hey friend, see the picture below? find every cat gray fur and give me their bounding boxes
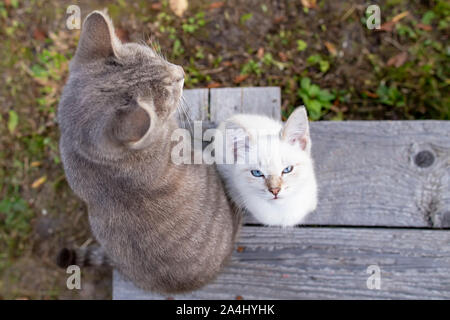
[57,11,241,293]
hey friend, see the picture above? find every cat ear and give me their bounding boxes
[111,100,154,149]
[281,106,311,153]
[74,10,120,64]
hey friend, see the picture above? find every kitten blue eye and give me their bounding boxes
[282,166,293,174]
[251,170,264,177]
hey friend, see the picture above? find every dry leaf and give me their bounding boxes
[256,47,264,59]
[330,104,340,113]
[169,0,188,17]
[209,2,224,10]
[33,28,46,41]
[236,246,245,252]
[278,51,288,62]
[379,21,396,32]
[387,51,408,68]
[417,23,432,31]
[151,2,162,10]
[30,161,41,168]
[301,0,317,9]
[362,90,379,98]
[392,11,409,23]
[379,11,409,32]
[236,295,244,300]
[233,74,249,84]
[273,15,286,24]
[31,176,47,189]
[324,41,337,56]
[207,82,221,88]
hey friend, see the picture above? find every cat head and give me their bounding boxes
[58,11,184,160]
[220,107,315,203]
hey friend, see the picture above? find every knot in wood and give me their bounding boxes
[414,150,434,168]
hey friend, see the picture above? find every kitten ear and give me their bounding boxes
[111,100,153,149]
[74,10,120,64]
[281,106,311,153]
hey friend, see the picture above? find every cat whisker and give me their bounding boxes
[179,95,193,132]
[144,37,167,61]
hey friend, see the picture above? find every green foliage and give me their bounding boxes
[262,53,274,66]
[307,54,330,73]
[0,2,7,20]
[0,194,33,260]
[296,39,308,52]
[259,52,286,71]
[172,39,185,57]
[240,13,253,24]
[277,30,292,46]
[298,77,335,120]
[7,110,18,133]
[185,61,211,86]
[377,3,449,119]
[241,59,262,76]
[182,12,206,33]
[421,11,436,25]
[396,23,417,40]
[0,196,30,236]
[376,84,405,107]
[31,49,68,81]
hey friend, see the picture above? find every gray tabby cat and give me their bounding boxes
[57,11,241,293]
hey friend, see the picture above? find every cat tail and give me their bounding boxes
[56,246,111,268]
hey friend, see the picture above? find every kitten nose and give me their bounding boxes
[269,187,280,196]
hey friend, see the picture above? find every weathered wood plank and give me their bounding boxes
[183,88,209,121]
[210,87,241,123]
[176,88,209,130]
[210,87,281,123]
[303,121,450,228]
[241,87,281,120]
[113,226,450,299]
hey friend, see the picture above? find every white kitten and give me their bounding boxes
[216,106,317,227]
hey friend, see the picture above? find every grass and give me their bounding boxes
[298,77,335,120]
[0,194,33,266]
[0,0,448,299]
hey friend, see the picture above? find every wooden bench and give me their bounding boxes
[113,87,450,299]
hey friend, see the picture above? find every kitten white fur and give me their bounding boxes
[216,107,317,227]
